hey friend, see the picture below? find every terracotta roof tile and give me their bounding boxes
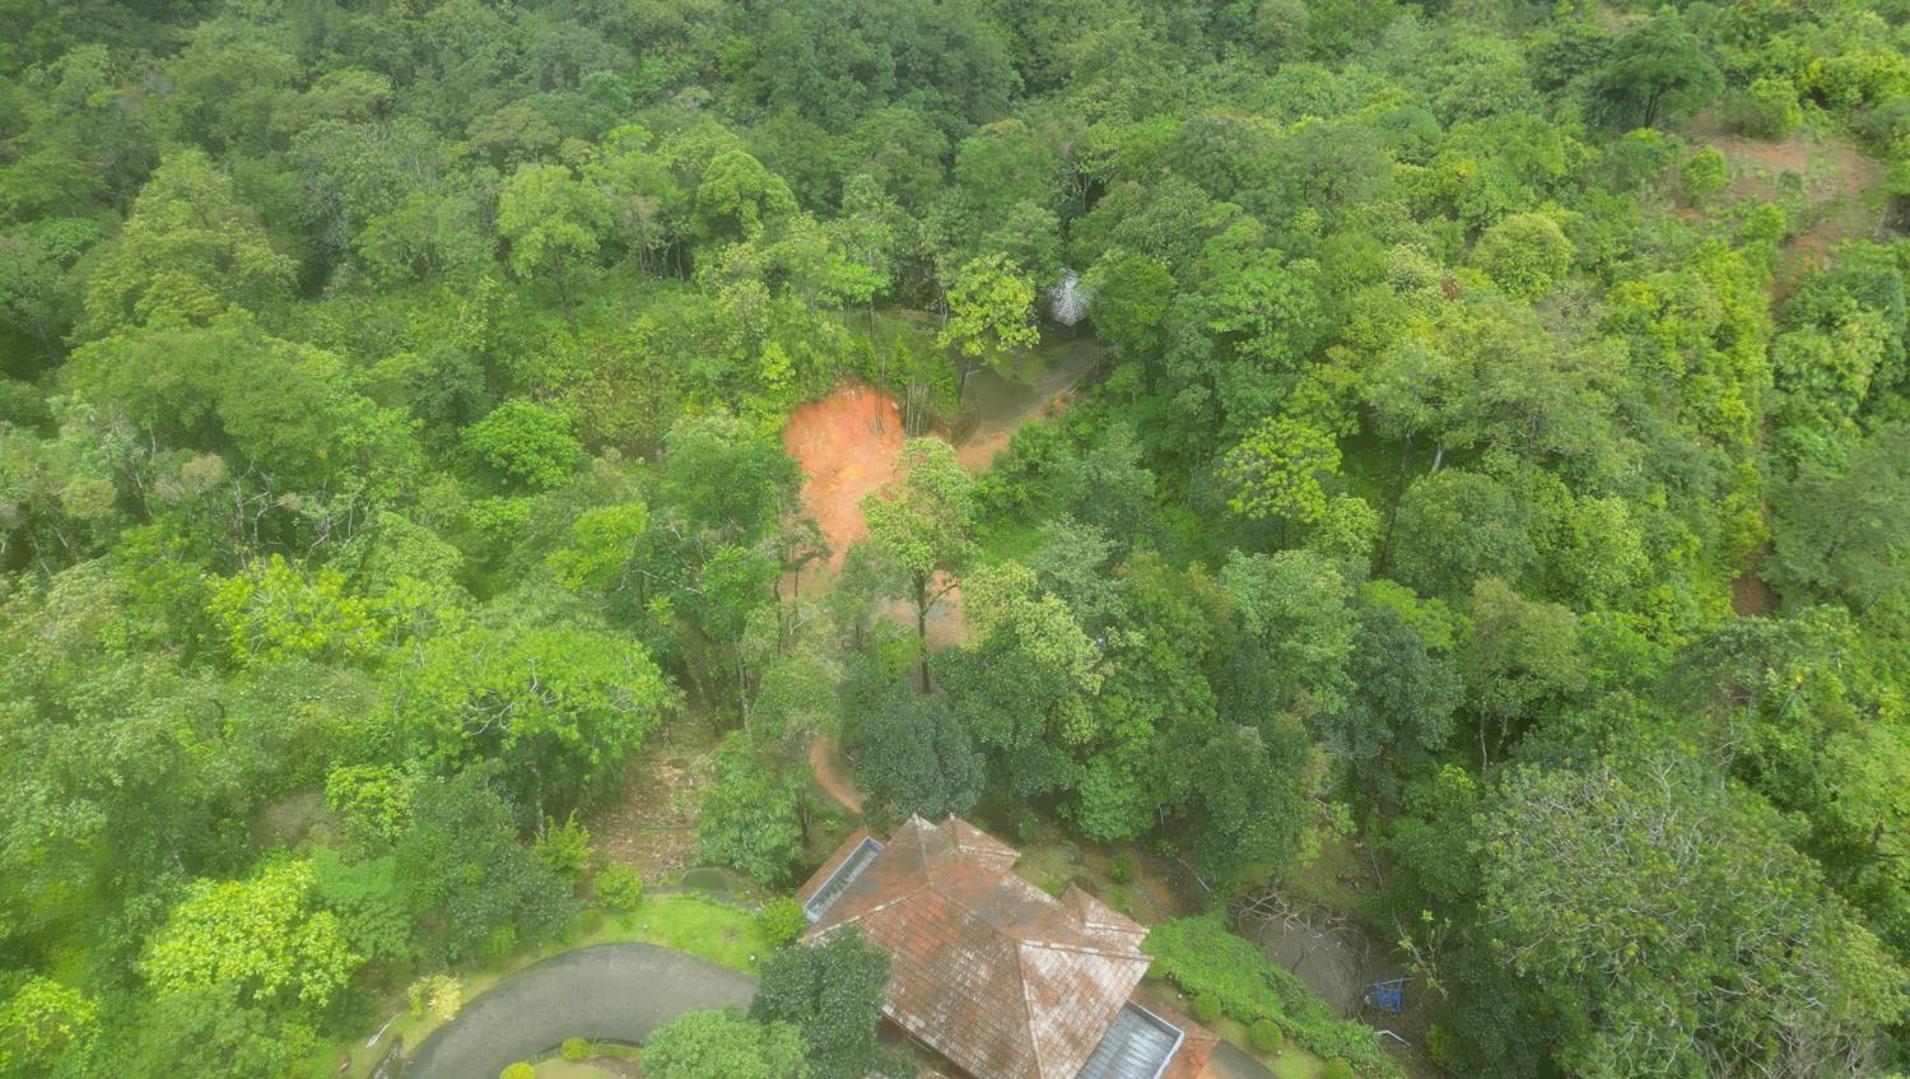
[801,817,1162,1079]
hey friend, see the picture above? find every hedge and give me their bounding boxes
[1143,915,1402,1078]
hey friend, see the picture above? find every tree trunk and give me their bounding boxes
[915,572,932,694]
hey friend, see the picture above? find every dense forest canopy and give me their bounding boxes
[6,0,1910,1075]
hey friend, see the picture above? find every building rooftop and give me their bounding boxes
[798,816,1200,1079]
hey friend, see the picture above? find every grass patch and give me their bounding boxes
[304,893,765,1076]
[578,892,770,972]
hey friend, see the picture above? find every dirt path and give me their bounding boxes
[954,341,1100,470]
[587,727,716,881]
[406,944,755,1078]
[1730,543,1778,617]
[807,736,864,813]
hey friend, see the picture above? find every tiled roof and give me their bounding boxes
[801,817,1157,1079]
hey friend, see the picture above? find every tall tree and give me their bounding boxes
[750,929,900,1079]
[1481,758,1905,1076]
[938,253,1039,401]
[1591,11,1722,129]
[860,438,976,691]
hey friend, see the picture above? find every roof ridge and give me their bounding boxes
[1016,938,1152,962]
[819,880,929,931]
[1014,943,1051,1079]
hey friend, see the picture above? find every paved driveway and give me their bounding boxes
[406,943,757,1078]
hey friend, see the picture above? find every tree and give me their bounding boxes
[497,162,612,334]
[141,860,359,1014]
[1471,213,1573,299]
[1335,600,1461,794]
[1769,423,1910,622]
[402,618,676,819]
[696,740,804,886]
[1390,470,1535,599]
[392,768,575,965]
[1221,415,1342,527]
[462,400,582,490]
[642,1008,806,1079]
[1221,549,1359,720]
[938,254,1039,401]
[941,562,1101,799]
[1591,11,1721,129]
[0,977,98,1076]
[206,554,382,666]
[855,684,984,829]
[80,150,295,338]
[1086,253,1175,356]
[1462,578,1585,766]
[1481,758,1906,1076]
[750,929,897,1079]
[694,151,797,249]
[860,438,976,691]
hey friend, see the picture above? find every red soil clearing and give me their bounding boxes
[782,380,906,566]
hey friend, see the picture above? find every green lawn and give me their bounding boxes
[576,892,769,973]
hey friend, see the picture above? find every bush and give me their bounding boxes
[758,896,807,947]
[1679,147,1728,204]
[500,1064,535,1079]
[1106,853,1134,884]
[1724,76,1802,140]
[595,862,644,912]
[1145,916,1402,1079]
[561,1036,589,1061]
[1191,992,1222,1023]
[1250,1018,1285,1053]
[1321,1058,1356,1079]
[534,814,591,885]
[405,974,461,1023]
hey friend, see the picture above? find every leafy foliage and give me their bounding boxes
[4,0,1910,1073]
[750,930,901,1079]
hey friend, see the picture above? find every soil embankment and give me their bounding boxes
[782,380,906,566]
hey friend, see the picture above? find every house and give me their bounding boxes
[797,816,1216,1079]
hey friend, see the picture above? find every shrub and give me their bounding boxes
[1250,1018,1285,1053]
[758,896,807,946]
[561,1036,589,1061]
[1679,146,1728,204]
[1144,916,1402,1078]
[1191,992,1222,1023]
[405,974,462,1023]
[595,862,644,912]
[500,1063,536,1079]
[1322,1058,1356,1079]
[1106,853,1135,884]
[534,814,590,885]
[1724,76,1802,140]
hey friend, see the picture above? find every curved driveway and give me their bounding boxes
[406,943,757,1078]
